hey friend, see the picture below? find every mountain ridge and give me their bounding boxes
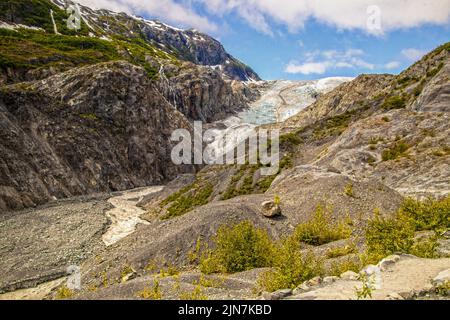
[0,0,260,81]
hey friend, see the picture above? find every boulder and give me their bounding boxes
[432,269,450,286]
[261,201,282,218]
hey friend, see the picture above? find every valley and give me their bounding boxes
[0,0,449,301]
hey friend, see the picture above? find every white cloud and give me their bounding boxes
[285,49,375,75]
[384,61,401,69]
[73,1,450,36]
[285,61,330,75]
[401,48,427,62]
[75,0,218,32]
[197,0,450,35]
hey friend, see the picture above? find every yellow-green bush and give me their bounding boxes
[138,279,162,300]
[292,205,352,246]
[200,221,276,274]
[365,196,450,262]
[365,212,415,262]
[326,244,357,259]
[328,256,365,276]
[257,238,323,292]
[56,286,74,299]
[400,196,450,231]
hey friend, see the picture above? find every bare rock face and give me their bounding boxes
[0,61,194,211]
[156,63,250,122]
[413,58,450,112]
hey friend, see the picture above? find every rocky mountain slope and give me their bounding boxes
[0,0,264,211]
[0,2,448,300]
[0,61,194,211]
[0,0,260,82]
[0,43,448,300]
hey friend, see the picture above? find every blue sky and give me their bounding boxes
[78,0,450,80]
[219,22,450,80]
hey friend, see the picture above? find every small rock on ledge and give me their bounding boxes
[261,201,282,218]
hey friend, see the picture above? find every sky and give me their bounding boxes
[76,0,450,80]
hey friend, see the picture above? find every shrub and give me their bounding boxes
[313,112,354,138]
[200,221,275,274]
[410,236,439,259]
[280,132,303,147]
[138,279,162,300]
[326,244,357,259]
[400,196,450,231]
[292,205,352,246]
[381,141,410,161]
[365,196,449,263]
[179,285,208,300]
[365,212,415,262]
[56,286,74,299]
[381,96,406,110]
[258,238,323,292]
[329,256,364,276]
[161,182,213,220]
[344,184,354,197]
[355,274,375,300]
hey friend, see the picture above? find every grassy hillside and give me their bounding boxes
[0,27,179,81]
[0,0,89,35]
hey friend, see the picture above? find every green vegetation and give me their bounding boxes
[344,184,354,198]
[79,113,99,120]
[179,285,208,300]
[326,244,357,259]
[160,181,214,220]
[120,265,135,282]
[432,146,450,157]
[0,0,90,35]
[221,153,293,201]
[365,196,449,262]
[280,131,303,147]
[56,286,74,299]
[0,28,119,70]
[413,79,426,97]
[196,196,448,293]
[329,256,364,276]
[426,63,444,78]
[434,281,450,297]
[313,111,354,139]
[365,212,416,262]
[200,221,275,274]
[221,165,256,200]
[292,205,352,246]
[355,274,375,300]
[381,140,410,161]
[195,208,353,291]
[0,25,176,80]
[138,279,162,300]
[400,196,450,231]
[258,239,323,292]
[368,136,385,146]
[381,95,406,110]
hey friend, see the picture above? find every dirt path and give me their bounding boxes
[0,278,66,300]
[288,256,450,300]
[102,186,164,246]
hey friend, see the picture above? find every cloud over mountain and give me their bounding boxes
[75,0,450,35]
